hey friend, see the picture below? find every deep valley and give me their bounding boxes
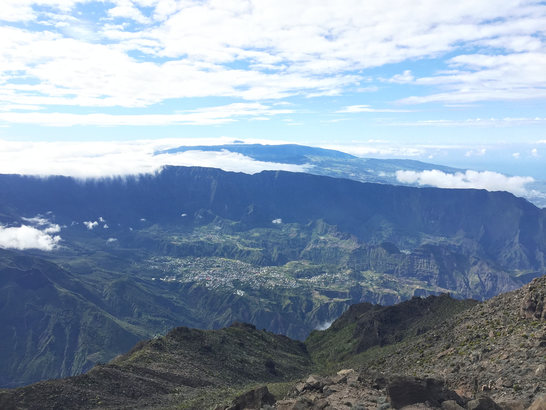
[0,165,545,389]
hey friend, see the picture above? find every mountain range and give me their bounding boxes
[158,143,546,208]
[0,146,545,388]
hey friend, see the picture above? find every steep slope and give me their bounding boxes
[0,249,346,387]
[3,277,544,409]
[0,323,312,409]
[306,293,478,366]
[1,166,545,271]
[0,249,146,388]
[307,275,546,405]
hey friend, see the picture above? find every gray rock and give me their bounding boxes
[387,376,463,409]
[520,280,545,320]
[400,404,434,409]
[441,400,465,410]
[304,374,325,391]
[466,396,502,410]
[294,382,306,394]
[322,384,341,396]
[496,400,526,410]
[226,386,275,410]
[291,397,314,410]
[527,395,546,410]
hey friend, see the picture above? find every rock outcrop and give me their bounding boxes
[273,371,514,410]
[222,386,275,410]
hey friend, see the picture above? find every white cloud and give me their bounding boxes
[0,225,61,251]
[531,148,539,157]
[83,221,99,229]
[512,152,521,159]
[386,70,415,84]
[465,148,486,157]
[381,117,546,127]
[0,1,545,110]
[21,216,53,226]
[336,105,412,113]
[320,143,425,158]
[0,103,292,126]
[396,169,534,196]
[108,0,151,24]
[0,138,311,178]
[0,0,82,23]
[402,53,546,104]
[154,150,311,174]
[315,320,333,331]
[0,24,357,108]
[20,215,61,235]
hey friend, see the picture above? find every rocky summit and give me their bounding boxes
[0,276,544,409]
[279,275,546,410]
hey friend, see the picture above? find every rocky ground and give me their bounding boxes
[220,276,546,410]
[355,275,546,405]
[223,370,545,410]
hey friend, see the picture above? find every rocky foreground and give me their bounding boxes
[225,370,545,410]
[224,276,546,410]
[1,276,544,409]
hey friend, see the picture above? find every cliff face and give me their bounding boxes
[1,167,545,272]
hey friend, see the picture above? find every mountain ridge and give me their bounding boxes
[154,143,546,208]
[1,275,543,409]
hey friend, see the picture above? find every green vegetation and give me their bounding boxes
[0,165,544,389]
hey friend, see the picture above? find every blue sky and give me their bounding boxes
[0,0,545,179]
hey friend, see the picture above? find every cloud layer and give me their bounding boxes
[396,169,535,196]
[0,0,544,125]
[0,138,311,178]
[0,103,292,127]
[0,224,61,251]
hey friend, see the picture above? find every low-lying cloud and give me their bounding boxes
[396,169,534,196]
[315,320,334,331]
[0,138,311,178]
[0,224,61,251]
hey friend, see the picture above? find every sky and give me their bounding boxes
[0,0,545,179]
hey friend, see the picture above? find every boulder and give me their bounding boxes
[441,400,465,410]
[387,376,463,409]
[495,400,526,410]
[226,386,275,410]
[465,396,501,410]
[304,374,325,391]
[519,279,545,320]
[527,395,546,410]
